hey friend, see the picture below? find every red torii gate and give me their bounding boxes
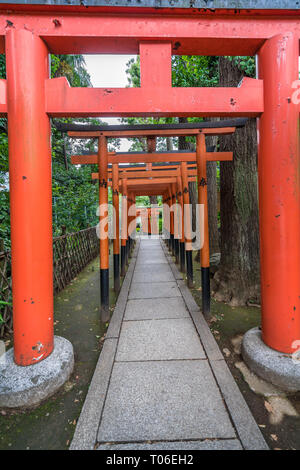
[71,121,235,303]
[0,2,299,406]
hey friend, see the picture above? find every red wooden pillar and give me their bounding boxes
[133,194,137,240]
[162,191,168,242]
[6,29,53,366]
[168,185,174,251]
[196,133,210,316]
[258,33,300,354]
[127,191,133,259]
[121,178,128,276]
[98,136,109,322]
[171,182,177,259]
[147,207,151,236]
[181,162,193,287]
[177,175,185,273]
[112,163,120,293]
[151,207,159,236]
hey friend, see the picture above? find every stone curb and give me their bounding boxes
[162,240,268,451]
[70,241,140,450]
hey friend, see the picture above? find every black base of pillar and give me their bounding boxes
[100,268,110,323]
[180,242,185,273]
[170,234,174,254]
[121,245,126,276]
[164,232,169,246]
[126,239,129,266]
[201,267,211,318]
[128,238,131,258]
[113,253,120,293]
[175,238,179,264]
[186,250,193,288]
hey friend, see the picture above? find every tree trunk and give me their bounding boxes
[207,161,219,254]
[166,137,173,151]
[212,57,260,306]
[149,196,157,205]
[206,121,220,256]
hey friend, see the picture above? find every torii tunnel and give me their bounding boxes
[0,2,299,370]
[65,119,239,318]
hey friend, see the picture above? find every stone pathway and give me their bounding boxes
[71,238,268,450]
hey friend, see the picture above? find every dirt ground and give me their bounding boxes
[0,252,119,450]
[190,256,300,450]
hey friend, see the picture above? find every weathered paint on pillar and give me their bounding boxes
[98,135,109,322]
[258,33,300,353]
[6,29,53,366]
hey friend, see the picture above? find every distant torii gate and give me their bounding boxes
[68,125,204,316]
[71,121,236,314]
[0,2,299,405]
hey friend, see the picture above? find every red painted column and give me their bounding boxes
[171,182,177,257]
[6,29,53,365]
[177,175,185,273]
[258,33,300,353]
[147,208,151,236]
[120,179,127,276]
[181,162,193,287]
[98,136,110,322]
[112,163,120,293]
[168,185,174,250]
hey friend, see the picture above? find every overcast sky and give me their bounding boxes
[83,54,137,151]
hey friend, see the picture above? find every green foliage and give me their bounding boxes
[52,162,99,235]
[172,55,219,87]
[225,56,256,78]
[135,196,150,207]
[51,54,92,87]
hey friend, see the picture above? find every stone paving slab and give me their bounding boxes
[138,247,164,253]
[116,318,205,362]
[132,270,174,283]
[97,360,236,443]
[136,257,168,264]
[97,439,243,450]
[134,263,172,274]
[138,246,164,253]
[128,281,181,299]
[124,297,190,321]
[139,241,161,247]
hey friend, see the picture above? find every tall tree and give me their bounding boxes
[212,57,260,306]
